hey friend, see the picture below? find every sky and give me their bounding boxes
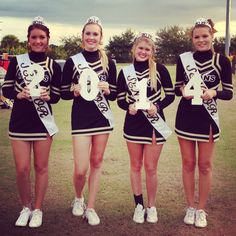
[0,0,235,46]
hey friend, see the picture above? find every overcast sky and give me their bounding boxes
[0,0,235,45]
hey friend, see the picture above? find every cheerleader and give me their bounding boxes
[2,16,61,227]
[175,18,233,228]
[117,33,174,223]
[61,16,117,226]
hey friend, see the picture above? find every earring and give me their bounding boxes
[27,43,31,50]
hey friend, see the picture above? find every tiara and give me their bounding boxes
[32,16,45,25]
[135,32,154,41]
[195,18,211,28]
[86,16,102,27]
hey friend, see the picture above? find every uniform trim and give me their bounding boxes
[109,84,117,92]
[175,128,219,142]
[125,139,165,145]
[61,84,71,92]
[149,91,161,101]
[175,128,210,137]
[165,91,175,95]
[222,82,233,92]
[9,131,47,140]
[9,137,47,141]
[175,81,183,89]
[72,126,113,136]
[117,92,126,101]
[2,80,14,88]
[124,133,165,144]
[72,128,113,136]
[136,69,149,77]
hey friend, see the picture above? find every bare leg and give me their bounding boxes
[127,142,144,195]
[144,141,163,207]
[72,136,91,198]
[11,140,32,208]
[87,134,109,209]
[197,133,215,210]
[33,136,52,209]
[178,138,196,207]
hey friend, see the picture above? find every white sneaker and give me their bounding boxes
[72,197,86,216]
[195,209,207,228]
[29,209,43,228]
[184,207,195,225]
[146,206,158,223]
[84,208,100,226]
[133,204,145,224]
[15,207,32,227]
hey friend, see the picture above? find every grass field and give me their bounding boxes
[0,66,235,236]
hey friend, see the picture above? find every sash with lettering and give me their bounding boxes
[16,53,58,136]
[71,53,114,127]
[180,52,220,129]
[122,64,172,140]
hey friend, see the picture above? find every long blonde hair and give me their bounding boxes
[82,23,109,74]
[131,37,157,91]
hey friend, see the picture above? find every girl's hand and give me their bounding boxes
[40,86,50,101]
[201,89,217,100]
[147,103,157,116]
[17,87,30,100]
[98,81,110,95]
[73,84,81,97]
[181,86,193,100]
[129,103,137,115]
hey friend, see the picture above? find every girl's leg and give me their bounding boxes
[178,138,196,207]
[87,134,109,209]
[197,133,215,210]
[127,142,145,223]
[11,140,32,208]
[127,142,144,198]
[195,131,215,228]
[143,142,163,207]
[33,136,52,210]
[72,136,91,198]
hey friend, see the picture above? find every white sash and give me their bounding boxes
[180,52,220,129]
[16,53,58,136]
[71,53,114,127]
[122,64,172,140]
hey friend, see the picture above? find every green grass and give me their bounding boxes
[0,67,235,236]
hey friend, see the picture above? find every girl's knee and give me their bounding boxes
[183,160,196,173]
[90,154,103,169]
[198,161,212,175]
[34,164,48,175]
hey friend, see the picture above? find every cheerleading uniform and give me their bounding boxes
[175,50,233,142]
[117,60,174,144]
[61,50,117,136]
[2,51,61,140]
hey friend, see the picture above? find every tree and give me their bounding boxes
[106,29,135,63]
[48,44,67,60]
[1,34,20,54]
[229,35,236,54]
[60,35,82,59]
[213,37,225,54]
[155,26,192,64]
[211,35,236,56]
